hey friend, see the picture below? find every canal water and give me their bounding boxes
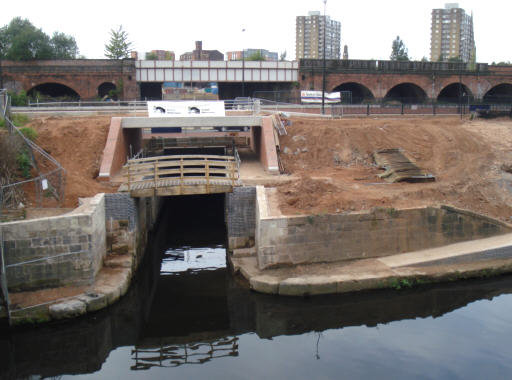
[2,195,512,379]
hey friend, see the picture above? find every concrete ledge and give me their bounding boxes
[232,232,512,297]
[121,116,263,128]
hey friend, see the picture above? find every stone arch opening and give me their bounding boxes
[384,83,427,104]
[28,83,80,100]
[437,83,473,103]
[98,82,117,99]
[483,84,512,103]
[332,82,375,104]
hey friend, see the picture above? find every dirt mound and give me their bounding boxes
[277,116,512,221]
[26,116,117,208]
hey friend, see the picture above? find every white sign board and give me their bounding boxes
[147,101,226,117]
[301,91,341,104]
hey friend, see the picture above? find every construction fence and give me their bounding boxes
[0,90,66,218]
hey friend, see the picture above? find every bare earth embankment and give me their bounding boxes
[277,116,512,222]
[22,115,512,222]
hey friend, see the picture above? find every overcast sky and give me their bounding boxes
[1,0,510,64]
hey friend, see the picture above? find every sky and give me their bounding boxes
[0,0,510,64]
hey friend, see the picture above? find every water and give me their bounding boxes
[2,195,512,379]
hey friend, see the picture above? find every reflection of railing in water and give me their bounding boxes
[131,336,239,369]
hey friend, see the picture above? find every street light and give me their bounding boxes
[321,0,327,115]
[242,28,246,98]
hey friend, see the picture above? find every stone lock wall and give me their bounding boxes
[1,194,106,291]
[226,187,256,250]
[256,187,511,270]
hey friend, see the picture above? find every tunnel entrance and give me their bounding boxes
[28,83,80,100]
[140,82,163,100]
[483,84,512,103]
[157,194,227,246]
[332,82,375,104]
[437,83,473,103]
[384,83,427,104]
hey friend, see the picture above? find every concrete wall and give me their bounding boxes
[1,194,106,291]
[250,117,279,174]
[226,187,256,250]
[256,187,511,269]
[98,117,142,181]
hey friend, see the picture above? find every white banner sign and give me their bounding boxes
[301,91,341,104]
[147,101,226,117]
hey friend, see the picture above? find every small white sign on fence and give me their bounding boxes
[301,91,341,104]
[41,179,48,190]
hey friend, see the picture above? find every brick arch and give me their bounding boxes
[23,77,84,98]
[27,81,81,99]
[98,81,117,98]
[383,82,428,103]
[437,82,474,101]
[483,82,512,103]
[331,82,375,103]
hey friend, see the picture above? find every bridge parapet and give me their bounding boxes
[1,59,135,74]
[300,59,489,75]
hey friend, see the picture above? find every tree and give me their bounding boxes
[145,52,157,60]
[50,32,79,59]
[390,36,409,61]
[104,25,132,59]
[0,17,78,60]
[279,50,287,61]
[0,17,52,60]
[447,56,462,62]
[246,51,266,61]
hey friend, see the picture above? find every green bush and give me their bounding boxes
[8,90,29,106]
[17,150,32,178]
[19,127,37,141]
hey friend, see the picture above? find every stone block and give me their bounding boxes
[250,275,279,294]
[278,278,310,296]
[49,299,87,320]
[77,293,107,312]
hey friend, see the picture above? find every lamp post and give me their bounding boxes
[242,28,246,98]
[321,0,327,115]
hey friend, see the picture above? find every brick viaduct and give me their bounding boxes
[0,59,138,100]
[299,59,512,102]
[1,58,512,102]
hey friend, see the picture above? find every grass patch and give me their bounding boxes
[19,127,37,141]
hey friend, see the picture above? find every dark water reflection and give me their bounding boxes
[2,195,512,379]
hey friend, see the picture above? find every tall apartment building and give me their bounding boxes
[430,3,475,63]
[296,11,341,60]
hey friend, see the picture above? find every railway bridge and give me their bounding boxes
[1,58,512,103]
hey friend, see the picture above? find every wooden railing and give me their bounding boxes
[121,154,240,197]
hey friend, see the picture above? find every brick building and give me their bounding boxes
[180,41,224,61]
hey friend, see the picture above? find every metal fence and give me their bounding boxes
[0,90,66,214]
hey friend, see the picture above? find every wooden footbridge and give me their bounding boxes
[119,153,241,197]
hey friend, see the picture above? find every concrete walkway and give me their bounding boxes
[231,233,512,296]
